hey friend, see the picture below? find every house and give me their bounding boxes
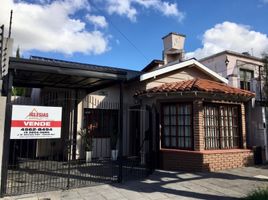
[76,33,255,171]
[1,32,258,195]
[200,50,267,163]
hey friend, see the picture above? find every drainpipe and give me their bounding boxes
[118,81,123,183]
[259,65,268,162]
[262,107,268,162]
[72,90,78,160]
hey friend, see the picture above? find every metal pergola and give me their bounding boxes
[1,57,128,194]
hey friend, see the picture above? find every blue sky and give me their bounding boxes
[1,0,268,71]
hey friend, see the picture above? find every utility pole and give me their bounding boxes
[0,25,4,95]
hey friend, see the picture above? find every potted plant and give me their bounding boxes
[110,127,118,161]
[78,128,93,162]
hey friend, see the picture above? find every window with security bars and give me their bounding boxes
[161,103,192,149]
[84,108,118,138]
[204,104,240,150]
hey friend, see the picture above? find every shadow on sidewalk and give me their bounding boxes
[113,166,268,200]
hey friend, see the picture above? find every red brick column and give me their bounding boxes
[241,103,247,149]
[193,100,204,151]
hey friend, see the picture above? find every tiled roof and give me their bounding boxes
[135,78,255,98]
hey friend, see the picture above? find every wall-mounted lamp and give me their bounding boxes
[225,56,230,66]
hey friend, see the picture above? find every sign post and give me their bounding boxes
[10,105,62,139]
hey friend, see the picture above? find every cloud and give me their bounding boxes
[105,0,184,22]
[0,0,109,55]
[186,21,268,59]
[261,0,268,3]
[106,0,137,21]
[86,15,108,28]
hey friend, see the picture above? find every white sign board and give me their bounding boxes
[10,105,62,139]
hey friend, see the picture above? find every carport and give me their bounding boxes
[0,56,128,196]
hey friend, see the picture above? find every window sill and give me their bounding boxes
[160,148,252,154]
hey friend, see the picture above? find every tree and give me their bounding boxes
[16,46,20,58]
[12,46,28,96]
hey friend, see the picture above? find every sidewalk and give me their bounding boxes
[2,166,268,200]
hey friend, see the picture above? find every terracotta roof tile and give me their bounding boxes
[135,78,255,98]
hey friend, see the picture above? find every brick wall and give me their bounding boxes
[161,149,253,172]
[160,100,253,172]
[193,100,204,151]
[161,149,203,171]
[202,149,253,171]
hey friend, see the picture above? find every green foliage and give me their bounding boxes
[244,187,268,200]
[12,87,26,96]
[16,46,20,58]
[78,128,93,151]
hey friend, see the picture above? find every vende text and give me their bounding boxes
[24,121,51,127]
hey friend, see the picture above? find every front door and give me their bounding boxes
[129,106,141,157]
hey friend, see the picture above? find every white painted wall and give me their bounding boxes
[145,67,214,90]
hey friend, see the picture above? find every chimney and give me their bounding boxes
[162,32,185,65]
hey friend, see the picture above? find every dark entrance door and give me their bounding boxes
[129,106,141,157]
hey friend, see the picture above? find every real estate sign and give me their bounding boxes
[10,105,62,139]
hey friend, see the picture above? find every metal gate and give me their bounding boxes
[1,89,153,196]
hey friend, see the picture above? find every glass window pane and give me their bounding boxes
[164,106,169,115]
[246,71,253,80]
[163,127,169,136]
[178,116,184,125]
[164,116,169,125]
[185,105,191,114]
[185,127,191,136]
[185,137,191,148]
[178,137,183,148]
[185,116,191,125]
[178,106,183,115]
[171,116,176,125]
[240,70,245,81]
[178,126,183,136]
[165,137,170,147]
[170,105,176,115]
[171,127,176,136]
[171,137,176,147]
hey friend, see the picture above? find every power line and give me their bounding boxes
[89,1,149,63]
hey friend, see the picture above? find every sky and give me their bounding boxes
[0,0,268,71]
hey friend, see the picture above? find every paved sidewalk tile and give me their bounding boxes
[1,166,268,200]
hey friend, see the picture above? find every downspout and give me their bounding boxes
[72,90,78,160]
[259,65,268,162]
[262,107,268,162]
[118,81,123,183]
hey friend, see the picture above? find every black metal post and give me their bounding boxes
[67,139,71,189]
[118,82,123,183]
[259,65,263,102]
[146,105,153,174]
[154,106,160,169]
[0,70,13,196]
[72,90,78,160]
[0,25,4,81]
